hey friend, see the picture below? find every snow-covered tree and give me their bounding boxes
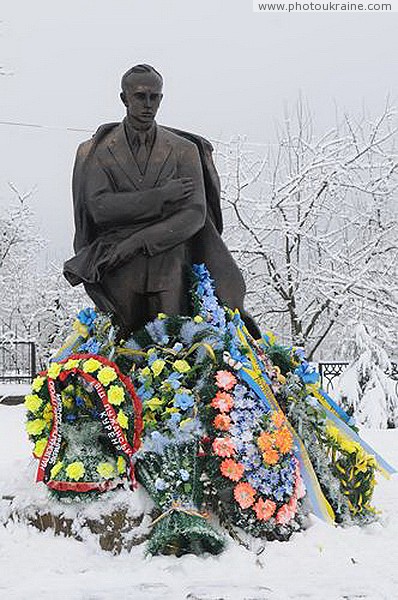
[215,100,398,360]
[0,185,88,366]
[336,323,398,428]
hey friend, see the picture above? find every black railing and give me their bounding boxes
[318,361,398,394]
[0,340,36,384]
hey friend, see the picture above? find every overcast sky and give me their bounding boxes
[1,1,397,260]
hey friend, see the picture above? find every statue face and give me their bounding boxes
[121,73,163,126]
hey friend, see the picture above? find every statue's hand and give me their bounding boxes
[162,177,194,215]
[105,237,142,271]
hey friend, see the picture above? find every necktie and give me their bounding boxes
[136,132,148,174]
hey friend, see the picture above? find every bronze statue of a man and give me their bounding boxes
[64,64,259,338]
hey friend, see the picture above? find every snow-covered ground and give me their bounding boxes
[1,404,397,600]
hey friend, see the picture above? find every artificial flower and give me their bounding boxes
[83,358,101,373]
[117,456,126,474]
[108,385,125,406]
[26,419,47,436]
[47,362,62,379]
[272,411,286,428]
[97,366,117,386]
[33,438,47,458]
[234,482,256,508]
[212,437,236,458]
[213,414,231,431]
[253,498,277,521]
[262,447,280,466]
[211,391,234,413]
[179,469,190,482]
[141,366,151,378]
[146,397,164,411]
[274,427,293,454]
[117,409,129,429]
[61,394,74,410]
[215,370,237,391]
[275,503,294,525]
[64,358,80,371]
[43,403,53,424]
[31,376,45,392]
[174,392,194,411]
[77,307,97,331]
[220,458,244,482]
[257,431,274,451]
[50,462,63,479]
[294,475,306,500]
[173,360,191,373]
[24,394,43,413]
[97,462,115,479]
[151,359,166,377]
[66,461,85,481]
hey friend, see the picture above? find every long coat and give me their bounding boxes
[63,122,255,334]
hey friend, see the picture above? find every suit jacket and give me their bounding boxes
[63,121,251,327]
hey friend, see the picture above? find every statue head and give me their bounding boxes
[120,64,163,128]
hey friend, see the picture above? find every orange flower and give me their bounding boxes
[220,458,244,482]
[215,370,237,391]
[272,411,286,428]
[211,391,234,413]
[274,427,293,454]
[257,431,274,451]
[276,503,294,525]
[262,447,280,465]
[234,482,256,509]
[213,414,231,431]
[212,437,236,458]
[253,498,276,521]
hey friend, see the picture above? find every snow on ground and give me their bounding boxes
[1,404,397,600]
[0,383,31,401]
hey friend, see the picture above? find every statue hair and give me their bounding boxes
[121,64,163,92]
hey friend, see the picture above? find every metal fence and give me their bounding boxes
[0,340,37,384]
[0,340,396,393]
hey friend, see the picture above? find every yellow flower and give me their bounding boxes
[97,462,115,479]
[82,358,101,373]
[108,385,125,406]
[151,359,166,377]
[165,406,179,414]
[62,394,74,410]
[146,397,163,412]
[117,409,129,429]
[47,362,62,379]
[33,438,47,457]
[31,376,45,392]
[73,320,88,337]
[117,456,126,475]
[26,419,47,436]
[341,439,358,454]
[141,367,151,377]
[193,315,203,323]
[97,366,117,386]
[24,394,43,413]
[157,312,167,320]
[180,417,193,429]
[50,462,63,479]
[64,358,80,371]
[66,461,85,481]
[173,360,191,373]
[43,403,54,424]
[326,424,341,443]
[143,411,156,425]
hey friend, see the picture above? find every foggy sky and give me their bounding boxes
[1,0,397,260]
